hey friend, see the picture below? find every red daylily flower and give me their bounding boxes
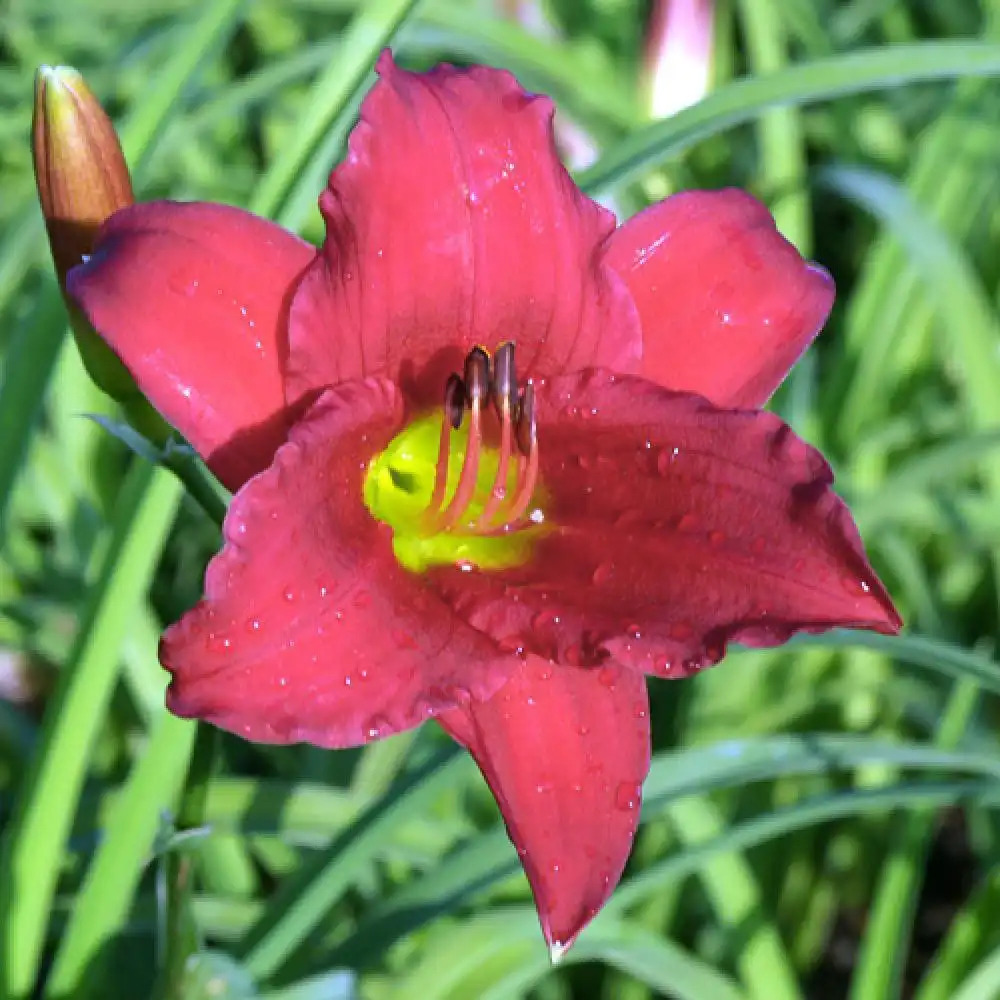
[67,53,900,955]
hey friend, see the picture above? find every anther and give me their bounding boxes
[464,347,490,406]
[444,373,466,429]
[515,381,536,457]
[491,342,517,418]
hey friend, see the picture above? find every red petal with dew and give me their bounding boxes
[602,189,834,407]
[433,370,899,677]
[67,201,316,490]
[286,53,639,409]
[162,379,516,746]
[439,656,650,955]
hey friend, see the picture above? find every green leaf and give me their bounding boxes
[578,42,1000,194]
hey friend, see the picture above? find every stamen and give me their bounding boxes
[422,346,540,540]
[436,389,482,531]
[476,395,513,527]
[423,374,464,527]
[505,381,539,525]
[514,380,536,458]
[474,343,518,528]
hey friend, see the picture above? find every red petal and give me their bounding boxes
[602,190,834,407]
[67,201,316,490]
[432,370,899,677]
[285,53,639,408]
[162,379,515,747]
[438,657,650,954]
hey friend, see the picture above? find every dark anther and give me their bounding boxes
[515,381,536,456]
[491,342,517,417]
[464,347,491,405]
[444,373,466,429]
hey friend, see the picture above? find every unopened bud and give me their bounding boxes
[32,66,160,422]
[33,66,133,285]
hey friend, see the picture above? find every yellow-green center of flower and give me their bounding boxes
[363,344,547,573]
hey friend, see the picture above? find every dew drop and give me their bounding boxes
[708,529,726,546]
[282,587,296,603]
[364,714,391,741]
[498,635,527,656]
[246,618,261,633]
[532,609,559,630]
[676,512,699,532]
[392,629,418,651]
[633,702,648,720]
[597,666,617,689]
[614,782,640,811]
[205,631,233,654]
[592,562,613,585]
[655,446,680,475]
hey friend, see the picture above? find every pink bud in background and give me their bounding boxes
[644,0,715,118]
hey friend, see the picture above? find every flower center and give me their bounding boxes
[364,343,546,573]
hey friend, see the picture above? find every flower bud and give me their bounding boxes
[644,0,715,119]
[33,66,133,285]
[32,66,159,420]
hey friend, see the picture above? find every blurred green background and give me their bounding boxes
[4,0,1000,997]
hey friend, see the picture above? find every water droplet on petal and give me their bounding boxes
[205,632,232,654]
[597,666,617,689]
[656,447,680,475]
[708,529,726,546]
[615,782,640,811]
[364,714,391,741]
[592,562,613,585]
[676,512,699,532]
[532,609,559,630]
[392,629,418,651]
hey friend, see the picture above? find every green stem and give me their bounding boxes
[154,723,221,1000]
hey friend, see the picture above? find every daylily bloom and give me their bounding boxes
[66,53,900,955]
